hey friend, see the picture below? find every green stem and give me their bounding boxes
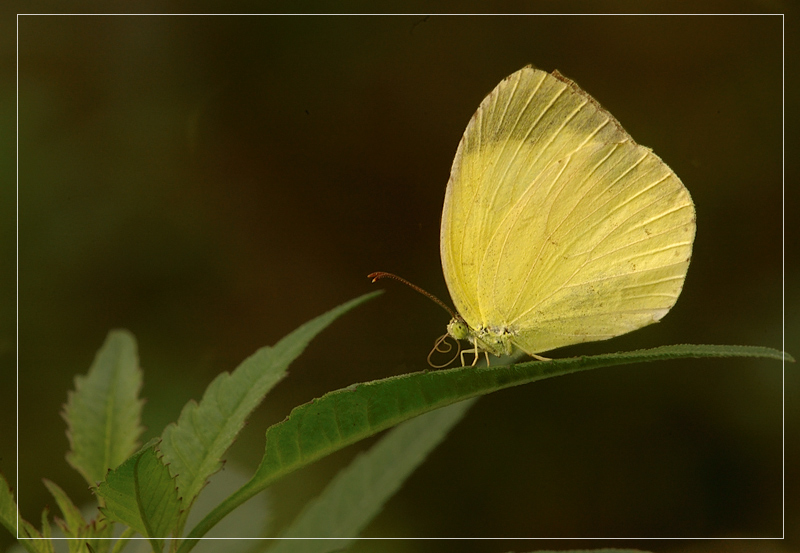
[110,527,137,553]
[176,478,272,553]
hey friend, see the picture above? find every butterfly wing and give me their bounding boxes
[440,66,695,355]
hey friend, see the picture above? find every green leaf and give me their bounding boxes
[159,291,380,522]
[42,479,85,538]
[268,398,475,550]
[42,478,92,553]
[84,518,114,553]
[64,329,145,486]
[0,473,54,553]
[96,440,180,552]
[255,344,789,488]
[179,343,787,549]
[40,507,51,541]
[135,447,181,545]
[0,472,17,538]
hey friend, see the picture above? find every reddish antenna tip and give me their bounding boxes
[367,271,457,319]
[368,271,391,283]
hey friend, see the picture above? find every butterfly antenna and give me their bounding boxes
[367,271,457,319]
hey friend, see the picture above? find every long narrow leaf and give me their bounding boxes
[159,292,380,523]
[268,398,476,550]
[256,344,790,489]
[64,330,144,486]
[180,343,788,549]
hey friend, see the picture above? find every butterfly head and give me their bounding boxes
[446,317,471,342]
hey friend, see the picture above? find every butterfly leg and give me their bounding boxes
[462,343,481,366]
[472,343,483,366]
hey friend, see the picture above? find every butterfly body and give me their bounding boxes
[447,317,514,354]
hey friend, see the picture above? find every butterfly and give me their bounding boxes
[372,66,695,367]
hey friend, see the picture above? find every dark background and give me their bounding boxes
[3,10,794,553]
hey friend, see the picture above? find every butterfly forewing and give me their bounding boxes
[440,66,695,356]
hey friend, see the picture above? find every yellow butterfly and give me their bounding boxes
[372,66,695,366]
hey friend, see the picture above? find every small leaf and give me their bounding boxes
[159,292,380,525]
[0,472,17,537]
[85,517,114,553]
[0,473,54,553]
[40,507,51,540]
[64,329,145,485]
[268,398,475,550]
[96,440,180,552]
[41,484,114,553]
[43,479,86,538]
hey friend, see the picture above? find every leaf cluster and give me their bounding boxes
[1,292,790,553]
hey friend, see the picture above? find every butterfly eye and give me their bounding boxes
[446,318,470,341]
